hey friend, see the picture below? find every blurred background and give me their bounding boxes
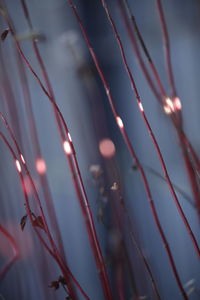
[0,0,200,299]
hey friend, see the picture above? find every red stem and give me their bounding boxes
[119,0,164,103]
[155,0,200,215]
[178,133,200,216]
[119,0,200,172]
[155,0,177,98]
[0,5,112,298]
[119,0,200,217]
[123,206,161,300]
[67,1,188,298]
[0,130,90,300]
[14,46,77,299]
[109,158,161,299]
[112,182,161,299]
[100,0,200,259]
[0,224,19,280]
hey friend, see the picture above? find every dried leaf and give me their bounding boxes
[49,280,59,290]
[1,29,9,41]
[58,276,66,285]
[33,216,45,231]
[20,215,27,231]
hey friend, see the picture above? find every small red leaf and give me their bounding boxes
[33,216,45,231]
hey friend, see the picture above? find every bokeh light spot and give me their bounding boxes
[99,138,116,158]
[36,158,47,175]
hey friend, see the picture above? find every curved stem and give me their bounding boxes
[119,0,200,217]
[0,130,90,300]
[67,1,188,299]
[155,0,177,98]
[119,0,165,103]
[100,0,200,260]
[0,5,112,299]
[0,224,19,280]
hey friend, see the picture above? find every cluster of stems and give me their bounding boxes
[68,0,200,299]
[0,1,199,299]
